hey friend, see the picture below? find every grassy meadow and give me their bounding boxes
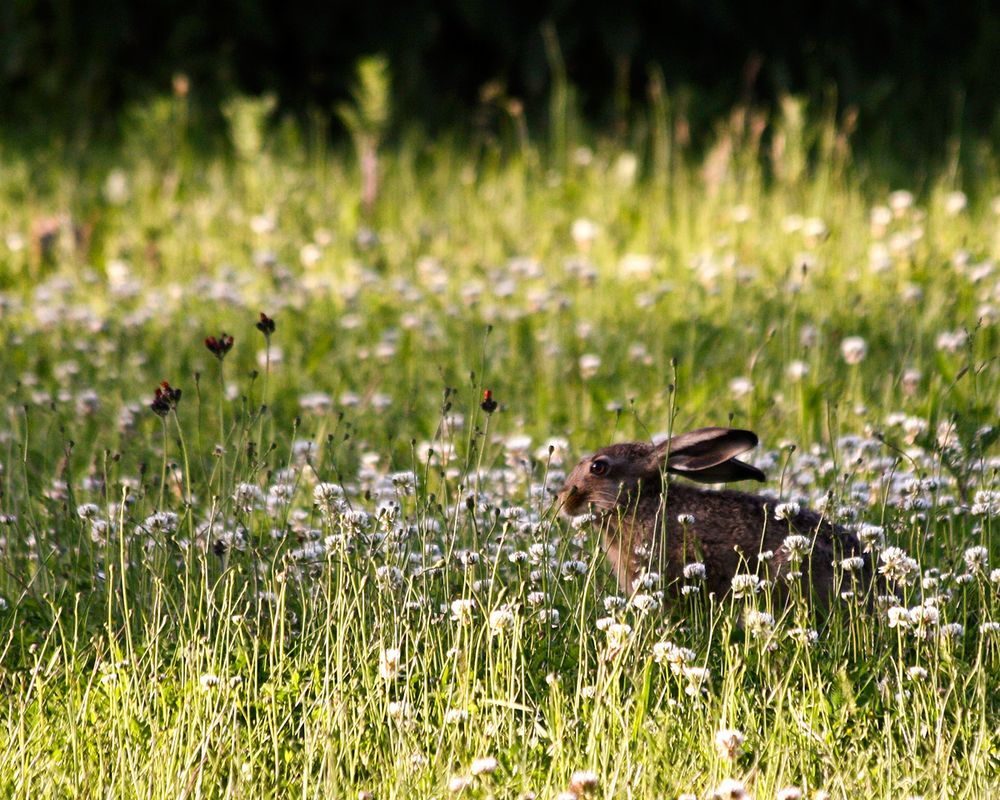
[1,88,1000,798]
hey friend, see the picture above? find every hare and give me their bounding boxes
[558,427,870,603]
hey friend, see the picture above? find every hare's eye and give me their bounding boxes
[589,458,610,476]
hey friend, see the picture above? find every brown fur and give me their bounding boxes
[558,432,871,603]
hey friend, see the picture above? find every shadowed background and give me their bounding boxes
[3,0,998,162]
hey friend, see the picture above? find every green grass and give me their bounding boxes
[1,92,1000,798]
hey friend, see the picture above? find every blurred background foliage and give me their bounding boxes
[2,0,999,169]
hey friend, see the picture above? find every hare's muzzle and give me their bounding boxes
[557,484,586,517]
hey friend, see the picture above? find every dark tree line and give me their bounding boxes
[3,0,998,157]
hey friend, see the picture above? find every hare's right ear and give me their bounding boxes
[653,427,765,483]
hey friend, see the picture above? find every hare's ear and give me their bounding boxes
[654,427,765,483]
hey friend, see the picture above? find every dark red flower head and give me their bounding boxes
[480,389,498,414]
[151,381,182,416]
[256,312,276,336]
[205,333,234,360]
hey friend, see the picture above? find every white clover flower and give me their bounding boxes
[709,777,748,799]
[990,568,1000,585]
[604,622,633,649]
[887,605,910,628]
[944,190,967,216]
[841,336,868,365]
[469,756,498,776]
[776,788,803,800]
[232,483,264,513]
[728,377,754,399]
[786,360,809,381]
[940,623,964,639]
[632,572,660,590]
[77,503,100,520]
[378,648,401,681]
[682,666,710,697]
[730,574,764,598]
[879,546,919,585]
[857,523,885,552]
[774,502,801,521]
[889,189,914,215]
[199,673,220,690]
[840,556,867,572]
[907,665,929,681]
[908,604,939,629]
[450,598,475,624]
[745,610,775,638]
[970,490,1000,516]
[571,218,598,249]
[568,770,600,795]
[448,775,472,793]
[781,534,812,559]
[963,545,989,572]
[630,594,659,614]
[714,728,745,761]
[788,627,819,645]
[651,641,696,674]
[757,550,774,563]
[980,621,1000,635]
[683,562,706,580]
[488,606,516,636]
[578,354,602,379]
[677,513,696,525]
[444,708,470,725]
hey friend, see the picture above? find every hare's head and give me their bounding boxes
[557,427,765,517]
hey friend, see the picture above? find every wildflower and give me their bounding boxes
[840,556,867,573]
[150,381,182,416]
[714,728,745,760]
[683,562,706,580]
[448,775,472,793]
[774,502,801,521]
[857,524,885,551]
[378,648,401,681]
[990,568,1000,585]
[979,621,1000,635]
[940,622,964,639]
[568,770,600,795]
[387,700,412,722]
[886,606,910,628]
[944,190,967,216]
[205,333,234,360]
[786,360,809,381]
[682,666,710,697]
[232,483,264,513]
[480,388,498,414]
[879,546,919,585]
[469,756,498,776]
[488,606,515,636]
[745,610,775,638]
[730,574,764,598]
[444,708,470,724]
[579,354,601,379]
[907,665,928,681]
[841,336,868,365]
[651,641,696,673]
[199,673,220,690]
[970,490,1000,516]
[77,503,100,520]
[631,593,659,614]
[776,789,803,800]
[781,533,811,559]
[256,312,276,337]
[677,513,696,525]
[788,627,819,645]
[709,777,749,799]
[729,377,753,398]
[964,546,989,573]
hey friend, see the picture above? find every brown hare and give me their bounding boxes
[558,427,871,603]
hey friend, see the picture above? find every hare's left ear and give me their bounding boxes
[652,427,765,483]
